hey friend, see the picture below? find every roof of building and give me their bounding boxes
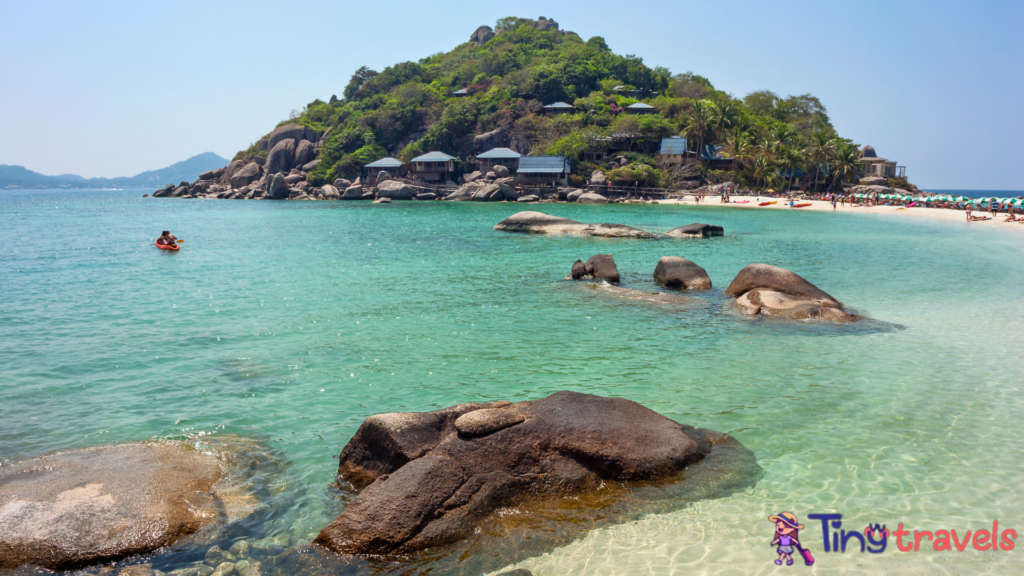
[365,157,405,168]
[627,102,655,109]
[517,155,569,174]
[476,147,522,159]
[543,101,574,109]
[659,137,690,155]
[411,151,456,162]
[452,88,468,95]
[860,157,890,163]
[701,145,726,160]
[860,145,877,158]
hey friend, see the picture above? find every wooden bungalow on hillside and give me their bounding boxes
[515,155,571,187]
[701,145,733,169]
[626,102,656,115]
[409,152,456,183]
[543,102,574,117]
[657,136,692,165]
[364,157,405,185]
[476,147,521,172]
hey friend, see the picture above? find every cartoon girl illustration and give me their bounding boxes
[770,512,812,566]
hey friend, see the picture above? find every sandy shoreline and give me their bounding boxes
[656,195,1024,233]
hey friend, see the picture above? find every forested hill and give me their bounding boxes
[1,152,228,189]
[231,15,862,191]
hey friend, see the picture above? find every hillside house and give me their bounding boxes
[626,102,656,115]
[859,145,905,178]
[516,156,571,186]
[364,157,405,185]
[658,136,692,165]
[409,152,456,183]
[476,147,521,172]
[543,102,574,117]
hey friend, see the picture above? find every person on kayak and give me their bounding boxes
[156,231,177,246]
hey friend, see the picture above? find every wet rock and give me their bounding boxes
[118,565,156,576]
[265,139,296,174]
[463,170,483,184]
[653,257,712,290]
[494,212,654,238]
[415,192,438,201]
[576,192,608,203]
[233,560,250,575]
[373,198,392,204]
[333,178,351,189]
[320,184,340,200]
[210,562,236,576]
[268,174,289,199]
[454,407,525,437]
[517,194,539,202]
[0,442,224,571]
[666,223,724,238]
[293,140,315,167]
[492,165,510,178]
[229,540,249,559]
[315,392,727,556]
[566,189,585,202]
[341,184,363,199]
[725,263,856,322]
[267,123,305,149]
[568,254,619,283]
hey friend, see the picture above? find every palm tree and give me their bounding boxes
[828,143,862,191]
[723,128,753,174]
[682,100,713,164]
[709,100,740,143]
[807,130,837,192]
[751,154,773,192]
[779,141,808,193]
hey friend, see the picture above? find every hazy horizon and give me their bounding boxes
[1,0,1021,189]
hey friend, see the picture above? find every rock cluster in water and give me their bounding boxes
[726,263,858,322]
[314,391,735,556]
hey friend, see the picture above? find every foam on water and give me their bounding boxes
[1,189,1022,574]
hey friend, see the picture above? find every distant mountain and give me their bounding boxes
[1,152,229,189]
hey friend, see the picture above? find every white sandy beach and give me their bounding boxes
[657,195,1024,233]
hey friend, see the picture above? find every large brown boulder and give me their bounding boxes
[494,212,654,238]
[265,139,296,174]
[320,184,341,200]
[220,160,246,185]
[471,25,495,46]
[268,173,289,199]
[653,257,712,290]
[341,184,364,199]
[576,192,608,203]
[0,442,224,571]
[666,223,724,238]
[315,392,728,556]
[228,162,261,189]
[725,264,856,322]
[375,180,415,200]
[294,139,316,167]
[569,254,619,283]
[267,123,305,149]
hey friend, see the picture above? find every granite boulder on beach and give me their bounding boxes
[666,223,724,238]
[0,442,226,570]
[314,391,738,556]
[725,263,858,322]
[493,211,654,238]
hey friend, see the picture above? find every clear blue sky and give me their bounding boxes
[1,0,1021,189]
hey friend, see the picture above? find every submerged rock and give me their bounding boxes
[494,211,654,238]
[0,442,225,570]
[314,392,732,556]
[725,263,856,322]
[653,257,712,290]
[666,223,724,238]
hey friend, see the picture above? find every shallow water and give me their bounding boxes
[1,189,1022,575]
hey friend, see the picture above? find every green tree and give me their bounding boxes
[807,130,837,192]
[682,100,713,161]
[343,66,379,100]
[828,143,862,191]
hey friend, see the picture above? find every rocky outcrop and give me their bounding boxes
[267,123,305,149]
[666,223,724,238]
[268,173,289,199]
[415,192,438,201]
[228,162,261,188]
[333,178,352,190]
[471,180,518,202]
[566,189,585,202]
[517,194,539,202]
[725,263,856,322]
[265,139,296,174]
[320,184,341,200]
[445,186,476,201]
[341,184,364,199]
[589,170,606,186]
[375,171,391,184]
[492,165,510,178]
[373,197,391,204]
[494,212,655,238]
[653,257,712,290]
[375,180,415,200]
[294,140,315,167]
[314,391,729,556]
[200,167,226,181]
[0,442,224,570]
[576,192,608,203]
[473,126,509,153]
[471,25,495,46]
[463,170,483,184]
[569,254,619,283]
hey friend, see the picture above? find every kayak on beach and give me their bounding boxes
[759,201,777,206]
[794,203,812,208]
[732,200,750,204]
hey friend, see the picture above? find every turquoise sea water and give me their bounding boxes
[1,189,1022,575]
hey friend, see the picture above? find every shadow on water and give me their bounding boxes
[271,434,762,576]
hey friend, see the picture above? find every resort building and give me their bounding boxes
[543,102,574,116]
[363,157,405,185]
[658,136,691,165]
[476,147,521,172]
[625,102,656,115]
[515,155,571,187]
[409,152,456,183]
[701,145,732,169]
[859,145,906,179]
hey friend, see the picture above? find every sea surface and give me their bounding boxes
[1,189,1022,575]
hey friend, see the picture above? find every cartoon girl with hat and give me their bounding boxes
[769,512,808,566]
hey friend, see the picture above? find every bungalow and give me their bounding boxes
[363,157,405,185]
[859,145,905,178]
[701,145,732,169]
[543,102,574,116]
[658,136,692,165]
[625,102,656,115]
[409,151,456,183]
[515,155,571,187]
[476,147,521,172]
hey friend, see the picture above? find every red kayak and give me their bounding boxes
[794,203,812,208]
[156,242,179,251]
